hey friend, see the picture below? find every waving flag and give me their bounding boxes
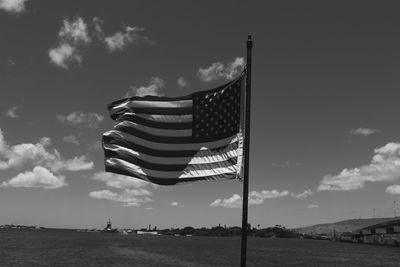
[102,76,244,185]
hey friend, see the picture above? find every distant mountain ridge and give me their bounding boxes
[295,217,400,235]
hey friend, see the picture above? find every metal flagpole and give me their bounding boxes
[240,35,253,267]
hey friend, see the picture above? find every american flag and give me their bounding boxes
[102,76,244,185]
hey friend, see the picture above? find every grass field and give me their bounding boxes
[0,229,399,267]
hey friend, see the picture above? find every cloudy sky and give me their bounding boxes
[1,0,400,229]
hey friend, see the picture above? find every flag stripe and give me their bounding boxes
[104,148,237,171]
[110,108,192,120]
[115,123,194,144]
[113,99,192,109]
[125,107,193,115]
[103,132,239,157]
[115,121,192,137]
[129,114,192,124]
[103,143,239,165]
[106,158,239,179]
[111,109,193,121]
[117,113,192,129]
[106,163,236,185]
[109,95,192,110]
[104,130,238,151]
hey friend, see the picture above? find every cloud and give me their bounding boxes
[126,77,165,97]
[318,142,400,191]
[349,128,379,136]
[248,190,289,206]
[210,194,242,208]
[1,166,66,189]
[91,171,154,189]
[58,17,91,44]
[90,172,157,207]
[60,156,93,171]
[49,44,82,69]
[197,57,245,82]
[170,201,183,207]
[62,135,79,145]
[104,26,154,52]
[210,189,310,208]
[8,58,16,66]
[89,189,152,207]
[6,106,18,118]
[57,111,103,128]
[291,189,312,198]
[92,17,104,39]
[0,0,28,14]
[307,204,319,209]
[0,128,93,173]
[177,77,188,88]
[386,185,400,195]
[49,16,153,68]
[49,17,91,69]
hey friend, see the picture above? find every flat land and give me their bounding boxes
[0,229,399,267]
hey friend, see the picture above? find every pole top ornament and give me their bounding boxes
[247,35,253,49]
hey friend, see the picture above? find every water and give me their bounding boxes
[0,229,399,266]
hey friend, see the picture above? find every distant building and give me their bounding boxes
[353,219,400,246]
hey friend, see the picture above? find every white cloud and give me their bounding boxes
[318,142,400,191]
[89,189,152,207]
[0,128,93,173]
[57,111,103,128]
[60,156,93,171]
[59,17,91,44]
[177,77,188,88]
[126,77,165,97]
[307,204,319,209]
[104,26,154,52]
[8,58,16,66]
[386,185,400,195]
[210,194,242,208]
[91,172,154,189]
[291,189,312,198]
[0,0,28,14]
[48,44,81,69]
[197,57,245,82]
[90,172,157,207]
[210,189,308,208]
[170,201,183,207]
[349,128,379,136]
[62,135,79,145]
[48,16,153,68]
[6,106,18,118]
[49,17,91,69]
[1,166,66,189]
[248,190,289,206]
[92,17,104,39]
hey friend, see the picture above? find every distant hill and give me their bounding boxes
[295,217,400,235]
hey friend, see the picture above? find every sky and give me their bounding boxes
[1,0,400,230]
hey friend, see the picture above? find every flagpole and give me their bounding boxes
[241,35,253,267]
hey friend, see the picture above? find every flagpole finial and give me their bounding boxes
[247,35,253,49]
